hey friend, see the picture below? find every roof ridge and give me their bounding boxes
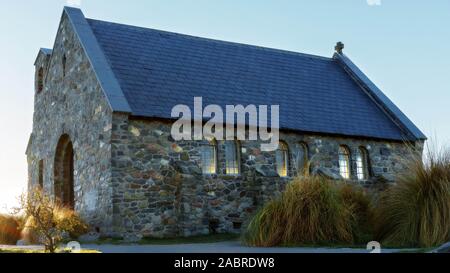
[86,18,333,62]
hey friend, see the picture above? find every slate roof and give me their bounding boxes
[34,48,53,65]
[63,7,426,141]
[40,48,53,55]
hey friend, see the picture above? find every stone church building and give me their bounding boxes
[26,7,426,239]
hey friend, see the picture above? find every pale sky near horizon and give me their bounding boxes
[0,0,449,213]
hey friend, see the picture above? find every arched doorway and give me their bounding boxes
[54,134,75,209]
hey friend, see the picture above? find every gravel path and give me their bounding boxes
[1,241,411,253]
[81,241,404,254]
[0,245,45,251]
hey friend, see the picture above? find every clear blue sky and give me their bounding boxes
[1,0,449,212]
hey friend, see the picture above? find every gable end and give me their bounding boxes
[63,7,131,113]
[333,53,427,141]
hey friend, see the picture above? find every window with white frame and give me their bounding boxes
[297,142,309,176]
[356,147,369,180]
[201,139,217,175]
[276,142,289,177]
[339,146,351,179]
[225,141,240,175]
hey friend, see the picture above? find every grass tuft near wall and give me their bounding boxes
[0,214,22,245]
[244,144,450,249]
[243,176,373,247]
[375,147,450,248]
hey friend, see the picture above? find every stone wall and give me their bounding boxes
[27,13,114,234]
[110,117,422,239]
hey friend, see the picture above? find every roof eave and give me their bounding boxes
[33,48,52,66]
[333,52,427,141]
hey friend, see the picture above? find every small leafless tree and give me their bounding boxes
[15,187,87,253]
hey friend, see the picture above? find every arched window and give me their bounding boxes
[225,141,240,175]
[297,142,309,176]
[62,55,67,77]
[356,147,370,180]
[38,159,44,189]
[276,142,289,177]
[338,146,351,179]
[37,67,44,93]
[201,139,217,175]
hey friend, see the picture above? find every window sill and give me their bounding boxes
[219,175,242,180]
[202,173,218,178]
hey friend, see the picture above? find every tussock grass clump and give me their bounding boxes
[54,207,89,239]
[0,214,22,245]
[339,183,374,244]
[243,176,373,247]
[375,147,450,248]
[21,216,40,244]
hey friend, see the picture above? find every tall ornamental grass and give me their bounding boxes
[0,214,22,245]
[243,176,373,247]
[375,147,450,247]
